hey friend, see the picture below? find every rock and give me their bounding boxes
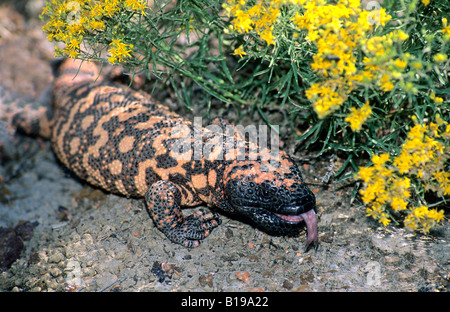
[0,226,23,270]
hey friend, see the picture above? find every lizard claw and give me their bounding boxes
[164,209,222,248]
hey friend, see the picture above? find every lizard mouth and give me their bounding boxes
[235,203,319,251]
[274,209,318,251]
[274,213,304,223]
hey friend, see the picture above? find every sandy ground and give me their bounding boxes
[0,1,448,292]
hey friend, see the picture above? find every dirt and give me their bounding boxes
[0,1,448,292]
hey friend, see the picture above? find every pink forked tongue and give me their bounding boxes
[301,209,318,251]
[275,209,319,251]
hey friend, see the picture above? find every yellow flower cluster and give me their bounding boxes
[42,0,146,63]
[224,0,449,138]
[404,205,445,234]
[344,102,372,132]
[223,0,293,47]
[394,116,450,194]
[293,0,394,120]
[108,38,134,64]
[355,30,412,93]
[357,116,448,233]
[292,0,376,77]
[443,18,450,40]
[226,1,448,131]
[297,1,450,123]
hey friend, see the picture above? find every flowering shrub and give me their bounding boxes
[42,0,146,63]
[357,115,448,233]
[41,0,449,234]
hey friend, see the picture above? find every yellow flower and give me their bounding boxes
[41,0,147,61]
[433,53,448,63]
[65,46,80,58]
[430,92,443,104]
[380,74,394,91]
[308,86,346,119]
[404,214,417,230]
[266,7,280,23]
[393,150,412,174]
[366,7,391,27]
[345,101,372,131]
[422,0,430,6]
[260,29,276,46]
[412,61,423,69]
[233,10,253,33]
[390,197,408,211]
[292,12,306,28]
[405,205,444,234]
[357,113,449,234]
[427,209,444,222]
[103,0,120,17]
[432,171,450,196]
[357,166,375,183]
[366,207,379,219]
[90,3,104,18]
[397,30,409,41]
[393,58,407,68]
[371,153,390,167]
[307,30,319,42]
[125,0,147,13]
[389,177,411,203]
[379,212,391,226]
[413,205,428,219]
[233,45,247,58]
[407,122,426,141]
[435,114,447,126]
[442,24,450,39]
[396,176,411,189]
[68,37,81,49]
[247,3,262,17]
[108,38,134,64]
[89,19,105,31]
[361,178,388,204]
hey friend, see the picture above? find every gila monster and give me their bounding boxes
[3,59,318,249]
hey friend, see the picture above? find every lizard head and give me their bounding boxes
[221,153,318,250]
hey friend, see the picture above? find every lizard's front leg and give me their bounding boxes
[145,180,221,247]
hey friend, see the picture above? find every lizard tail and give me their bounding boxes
[52,58,101,106]
[10,105,54,139]
[0,86,54,139]
[1,59,99,139]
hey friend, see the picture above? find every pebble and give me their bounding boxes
[48,251,65,263]
[235,271,250,283]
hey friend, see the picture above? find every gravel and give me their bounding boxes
[0,1,448,292]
